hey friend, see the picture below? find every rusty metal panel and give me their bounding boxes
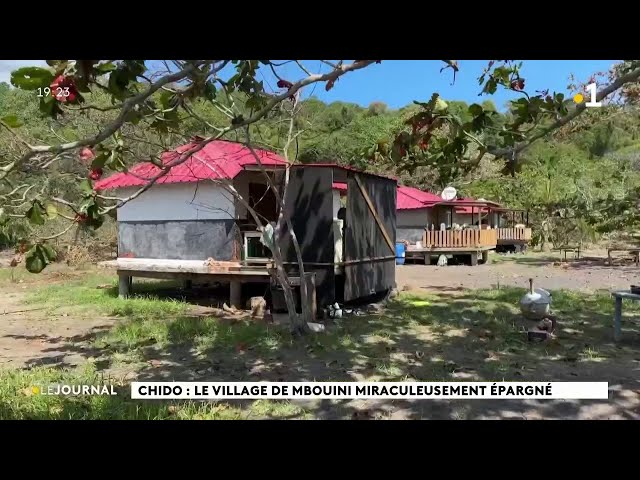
[344,172,396,301]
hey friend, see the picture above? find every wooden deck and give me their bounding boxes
[401,229,497,266]
[496,227,532,244]
[99,258,272,308]
[99,258,270,278]
[422,229,497,249]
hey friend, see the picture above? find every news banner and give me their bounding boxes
[130,382,609,400]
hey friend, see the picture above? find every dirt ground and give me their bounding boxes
[397,249,640,293]
[2,249,640,419]
[0,270,119,370]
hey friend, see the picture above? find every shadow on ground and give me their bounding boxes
[9,281,640,420]
[493,253,640,271]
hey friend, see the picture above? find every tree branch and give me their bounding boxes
[0,61,210,181]
[489,65,640,160]
[97,61,380,213]
[37,222,76,241]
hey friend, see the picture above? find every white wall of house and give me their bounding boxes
[453,212,498,227]
[116,183,236,222]
[333,190,342,218]
[397,207,500,230]
[397,208,431,227]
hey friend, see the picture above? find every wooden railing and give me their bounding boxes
[497,227,532,241]
[422,229,497,249]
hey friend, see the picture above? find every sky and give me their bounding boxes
[0,60,619,111]
[250,60,619,110]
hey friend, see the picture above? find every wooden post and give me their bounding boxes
[304,272,317,322]
[614,295,622,341]
[471,206,475,227]
[118,272,131,299]
[230,281,242,309]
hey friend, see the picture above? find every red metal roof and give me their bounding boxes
[397,185,442,210]
[332,182,348,193]
[332,182,440,209]
[94,140,287,191]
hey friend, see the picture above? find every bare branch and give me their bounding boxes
[37,222,76,241]
[181,102,225,132]
[51,196,80,213]
[65,103,123,112]
[320,60,338,69]
[0,184,34,201]
[49,126,70,143]
[0,121,32,149]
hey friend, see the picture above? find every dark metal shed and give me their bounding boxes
[280,164,397,306]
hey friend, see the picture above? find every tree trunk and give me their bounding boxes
[244,123,314,334]
[541,220,552,252]
[272,166,312,334]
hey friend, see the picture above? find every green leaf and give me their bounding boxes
[1,115,23,128]
[91,153,109,170]
[434,97,448,113]
[81,200,104,229]
[204,81,217,101]
[41,244,57,262]
[95,62,117,73]
[159,90,176,109]
[45,204,58,218]
[10,67,54,90]
[481,79,498,95]
[25,246,46,273]
[468,104,483,116]
[26,202,45,225]
[39,95,63,117]
[80,179,93,195]
[106,150,126,171]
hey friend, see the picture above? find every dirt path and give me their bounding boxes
[0,283,118,369]
[397,250,640,293]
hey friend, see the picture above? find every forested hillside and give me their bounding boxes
[2,60,640,251]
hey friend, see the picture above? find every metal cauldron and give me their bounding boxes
[519,278,552,320]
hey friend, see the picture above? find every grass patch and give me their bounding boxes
[0,267,39,284]
[27,274,189,319]
[0,364,308,420]
[96,315,291,355]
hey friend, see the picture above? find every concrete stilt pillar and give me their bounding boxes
[184,280,193,290]
[230,281,242,309]
[118,273,131,298]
